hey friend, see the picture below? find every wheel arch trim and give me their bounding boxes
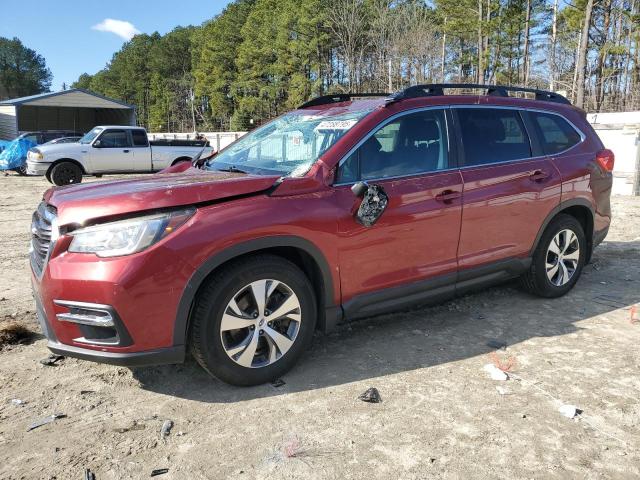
[172,235,337,346]
[530,198,595,256]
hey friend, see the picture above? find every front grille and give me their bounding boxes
[30,202,57,277]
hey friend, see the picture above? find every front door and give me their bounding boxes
[89,129,134,172]
[453,107,562,271]
[333,108,463,314]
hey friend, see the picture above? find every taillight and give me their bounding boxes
[595,149,615,172]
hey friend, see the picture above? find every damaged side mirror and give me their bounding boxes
[351,181,389,227]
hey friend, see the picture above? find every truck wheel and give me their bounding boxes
[50,162,82,186]
[520,214,586,298]
[190,255,317,386]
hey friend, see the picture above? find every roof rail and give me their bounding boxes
[388,83,571,105]
[298,92,389,109]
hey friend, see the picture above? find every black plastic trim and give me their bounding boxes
[173,236,336,345]
[47,342,184,367]
[529,198,595,256]
[342,257,532,321]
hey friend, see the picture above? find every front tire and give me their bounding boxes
[520,214,586,298]
[189,255,317,386]
[50,162,82,186]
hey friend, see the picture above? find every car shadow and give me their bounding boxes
[132,240,640,403]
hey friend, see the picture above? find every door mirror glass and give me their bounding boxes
[93,140,102,148]
[355,184,388,227]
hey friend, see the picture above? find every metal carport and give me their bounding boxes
[0,89,136,140]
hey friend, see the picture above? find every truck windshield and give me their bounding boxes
[206,109,373,176]
[79,128,103,144]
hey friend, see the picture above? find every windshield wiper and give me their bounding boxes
[215,165,248,174]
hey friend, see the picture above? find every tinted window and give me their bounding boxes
[131,129,148,147]
[99,130,130,148]
[532,112,581,155]
[337,109,449,182]
[457,108,531,166]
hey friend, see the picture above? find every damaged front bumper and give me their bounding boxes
[32,285,184,367]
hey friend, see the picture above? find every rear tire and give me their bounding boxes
[520,214,586,298]
[189,255,317,386]
[50,162,82,186]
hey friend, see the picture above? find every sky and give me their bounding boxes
[0,0,230,91]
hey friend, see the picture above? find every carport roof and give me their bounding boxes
[0,89,134,109]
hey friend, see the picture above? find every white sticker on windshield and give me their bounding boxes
[315,120,358,131]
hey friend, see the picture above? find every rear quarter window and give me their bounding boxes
[532,112,582,155]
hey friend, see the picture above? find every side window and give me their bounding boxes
[457,108,531,166]
[336,109,449,182]
[98,130,131,148]
[532,112,582,155]
[131,129,148,147]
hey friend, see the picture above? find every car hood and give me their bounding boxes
[44,168,281,226]
[34,143,81,157]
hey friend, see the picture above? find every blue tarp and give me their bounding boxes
[0,138,36,170]
[0,139,9,153]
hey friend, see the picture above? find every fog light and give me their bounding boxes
[54,300,114,327]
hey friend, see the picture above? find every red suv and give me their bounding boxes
[30,84,613,385]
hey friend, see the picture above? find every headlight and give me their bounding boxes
[28,150,43,160]
[68,208,195,257]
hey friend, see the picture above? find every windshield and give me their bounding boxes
[206,109,373,176]
[79,127,103,144]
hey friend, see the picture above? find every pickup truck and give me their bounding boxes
[26,126,213,185]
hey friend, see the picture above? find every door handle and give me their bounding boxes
[123,149,130,153]
[435,189,461,204]
[529,170,550,182]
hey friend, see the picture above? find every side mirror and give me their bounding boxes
[93,140,102,148]
[352,182,389,227]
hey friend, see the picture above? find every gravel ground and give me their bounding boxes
[1,172,639,480]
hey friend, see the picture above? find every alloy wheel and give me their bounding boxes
[546,228,580,286]
[219,279,302,368]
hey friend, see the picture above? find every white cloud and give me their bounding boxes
[92,19,141,41]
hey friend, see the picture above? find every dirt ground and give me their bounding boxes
[1,172,639,480]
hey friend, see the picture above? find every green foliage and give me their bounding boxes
[0,37,52,100]
[69,0,640,126]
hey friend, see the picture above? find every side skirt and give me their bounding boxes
[341,257,531,322]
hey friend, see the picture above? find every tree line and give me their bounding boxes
[65,0,640,130]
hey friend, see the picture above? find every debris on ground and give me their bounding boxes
[271,378,286,388]
[113,421,145,434]
[559,404,582,419]
[27,413,66,431]
[160,420,174,439]
[630,305,639,325]
[488,351,517,372]
[282,435,305,458]
[39,353,64,366]
[0,320,35,347]
[150,468,169,476]
[495,386,511,395]
[358,387,382,403]
[483,363,509,381]
[487,339,507,350]
[11,398,25,405]
[84,468,96,480]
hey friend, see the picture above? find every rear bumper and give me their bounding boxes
[593,225,609,248]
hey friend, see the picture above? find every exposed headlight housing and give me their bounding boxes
[68,208,195,257]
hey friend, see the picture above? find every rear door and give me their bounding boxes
[89,129,134,172]
[453,106,561,273]
[333,108,463,311]
[130,129,152,171]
